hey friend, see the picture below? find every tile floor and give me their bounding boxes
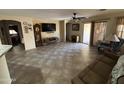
[6,42,99,84]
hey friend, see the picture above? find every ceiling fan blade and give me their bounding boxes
[71,13,87,21]
[77,17,87,19]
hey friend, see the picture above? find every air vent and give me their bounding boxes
[98,9,107,11]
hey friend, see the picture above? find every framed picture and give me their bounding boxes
[72,24,80,31]
[24,26,29,33]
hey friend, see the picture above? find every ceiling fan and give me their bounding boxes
[72,13,86,20]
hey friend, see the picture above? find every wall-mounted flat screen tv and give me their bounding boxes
[42,23,56,32]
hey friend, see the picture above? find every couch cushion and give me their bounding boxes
[97,55,116,67]
[82,70,105,84]
[120,44,124,55]
[117,75,124,84]
[91,61,112,79]
[71,77,85,84]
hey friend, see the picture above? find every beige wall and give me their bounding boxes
[20,17,36,50]
[67,12,124,43]
[82,12,124,40]
[1,11,124,50]
[33,19,60,40]
[0,16,61,50]
[0,16,36,50]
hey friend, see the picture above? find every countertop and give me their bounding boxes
[0,45,12,57]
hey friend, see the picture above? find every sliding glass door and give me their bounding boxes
[93,22,107,46]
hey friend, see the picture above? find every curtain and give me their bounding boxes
[93,22,107,45]
[116,17,124,38]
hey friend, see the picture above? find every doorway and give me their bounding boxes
[9,25,21,46]
[66,23,70,42]
[83,23,91,45]
[0,20,24,51]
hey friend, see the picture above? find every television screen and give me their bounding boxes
[42,23,56,32]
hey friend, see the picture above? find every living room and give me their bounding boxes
[1,9,124,84]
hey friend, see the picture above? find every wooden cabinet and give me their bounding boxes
[33,24,42,47]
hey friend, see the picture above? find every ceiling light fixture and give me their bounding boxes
[71,13,86,22]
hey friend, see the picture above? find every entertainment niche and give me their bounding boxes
[33,23,59,47]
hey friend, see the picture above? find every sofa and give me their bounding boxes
[98,38,124,53]
[71,46,124,84]
[71,54,117,84]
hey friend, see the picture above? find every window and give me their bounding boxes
[116,17,124,39]
[93,22,107,45]
[9,30,17,35]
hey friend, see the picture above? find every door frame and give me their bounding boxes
[0,20,23,45]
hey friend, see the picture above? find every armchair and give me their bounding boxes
[98,38,124,53]
[98,38,124,62]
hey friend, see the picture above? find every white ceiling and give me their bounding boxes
[0,9,124,20]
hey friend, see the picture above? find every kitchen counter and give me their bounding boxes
[0,44,12,84]
[0,45,12,57]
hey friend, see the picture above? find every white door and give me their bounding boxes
[83,23,91,45]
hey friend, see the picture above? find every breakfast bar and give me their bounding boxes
[0,45,12,84]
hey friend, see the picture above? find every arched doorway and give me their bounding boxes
[0,20,24,49]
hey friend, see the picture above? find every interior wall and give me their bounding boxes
[67,12,124,43]
[82,12,124,41]
[1,12,124,50]
[33,19,60,40]
[0,16,36,50]
[0,16,61,50]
